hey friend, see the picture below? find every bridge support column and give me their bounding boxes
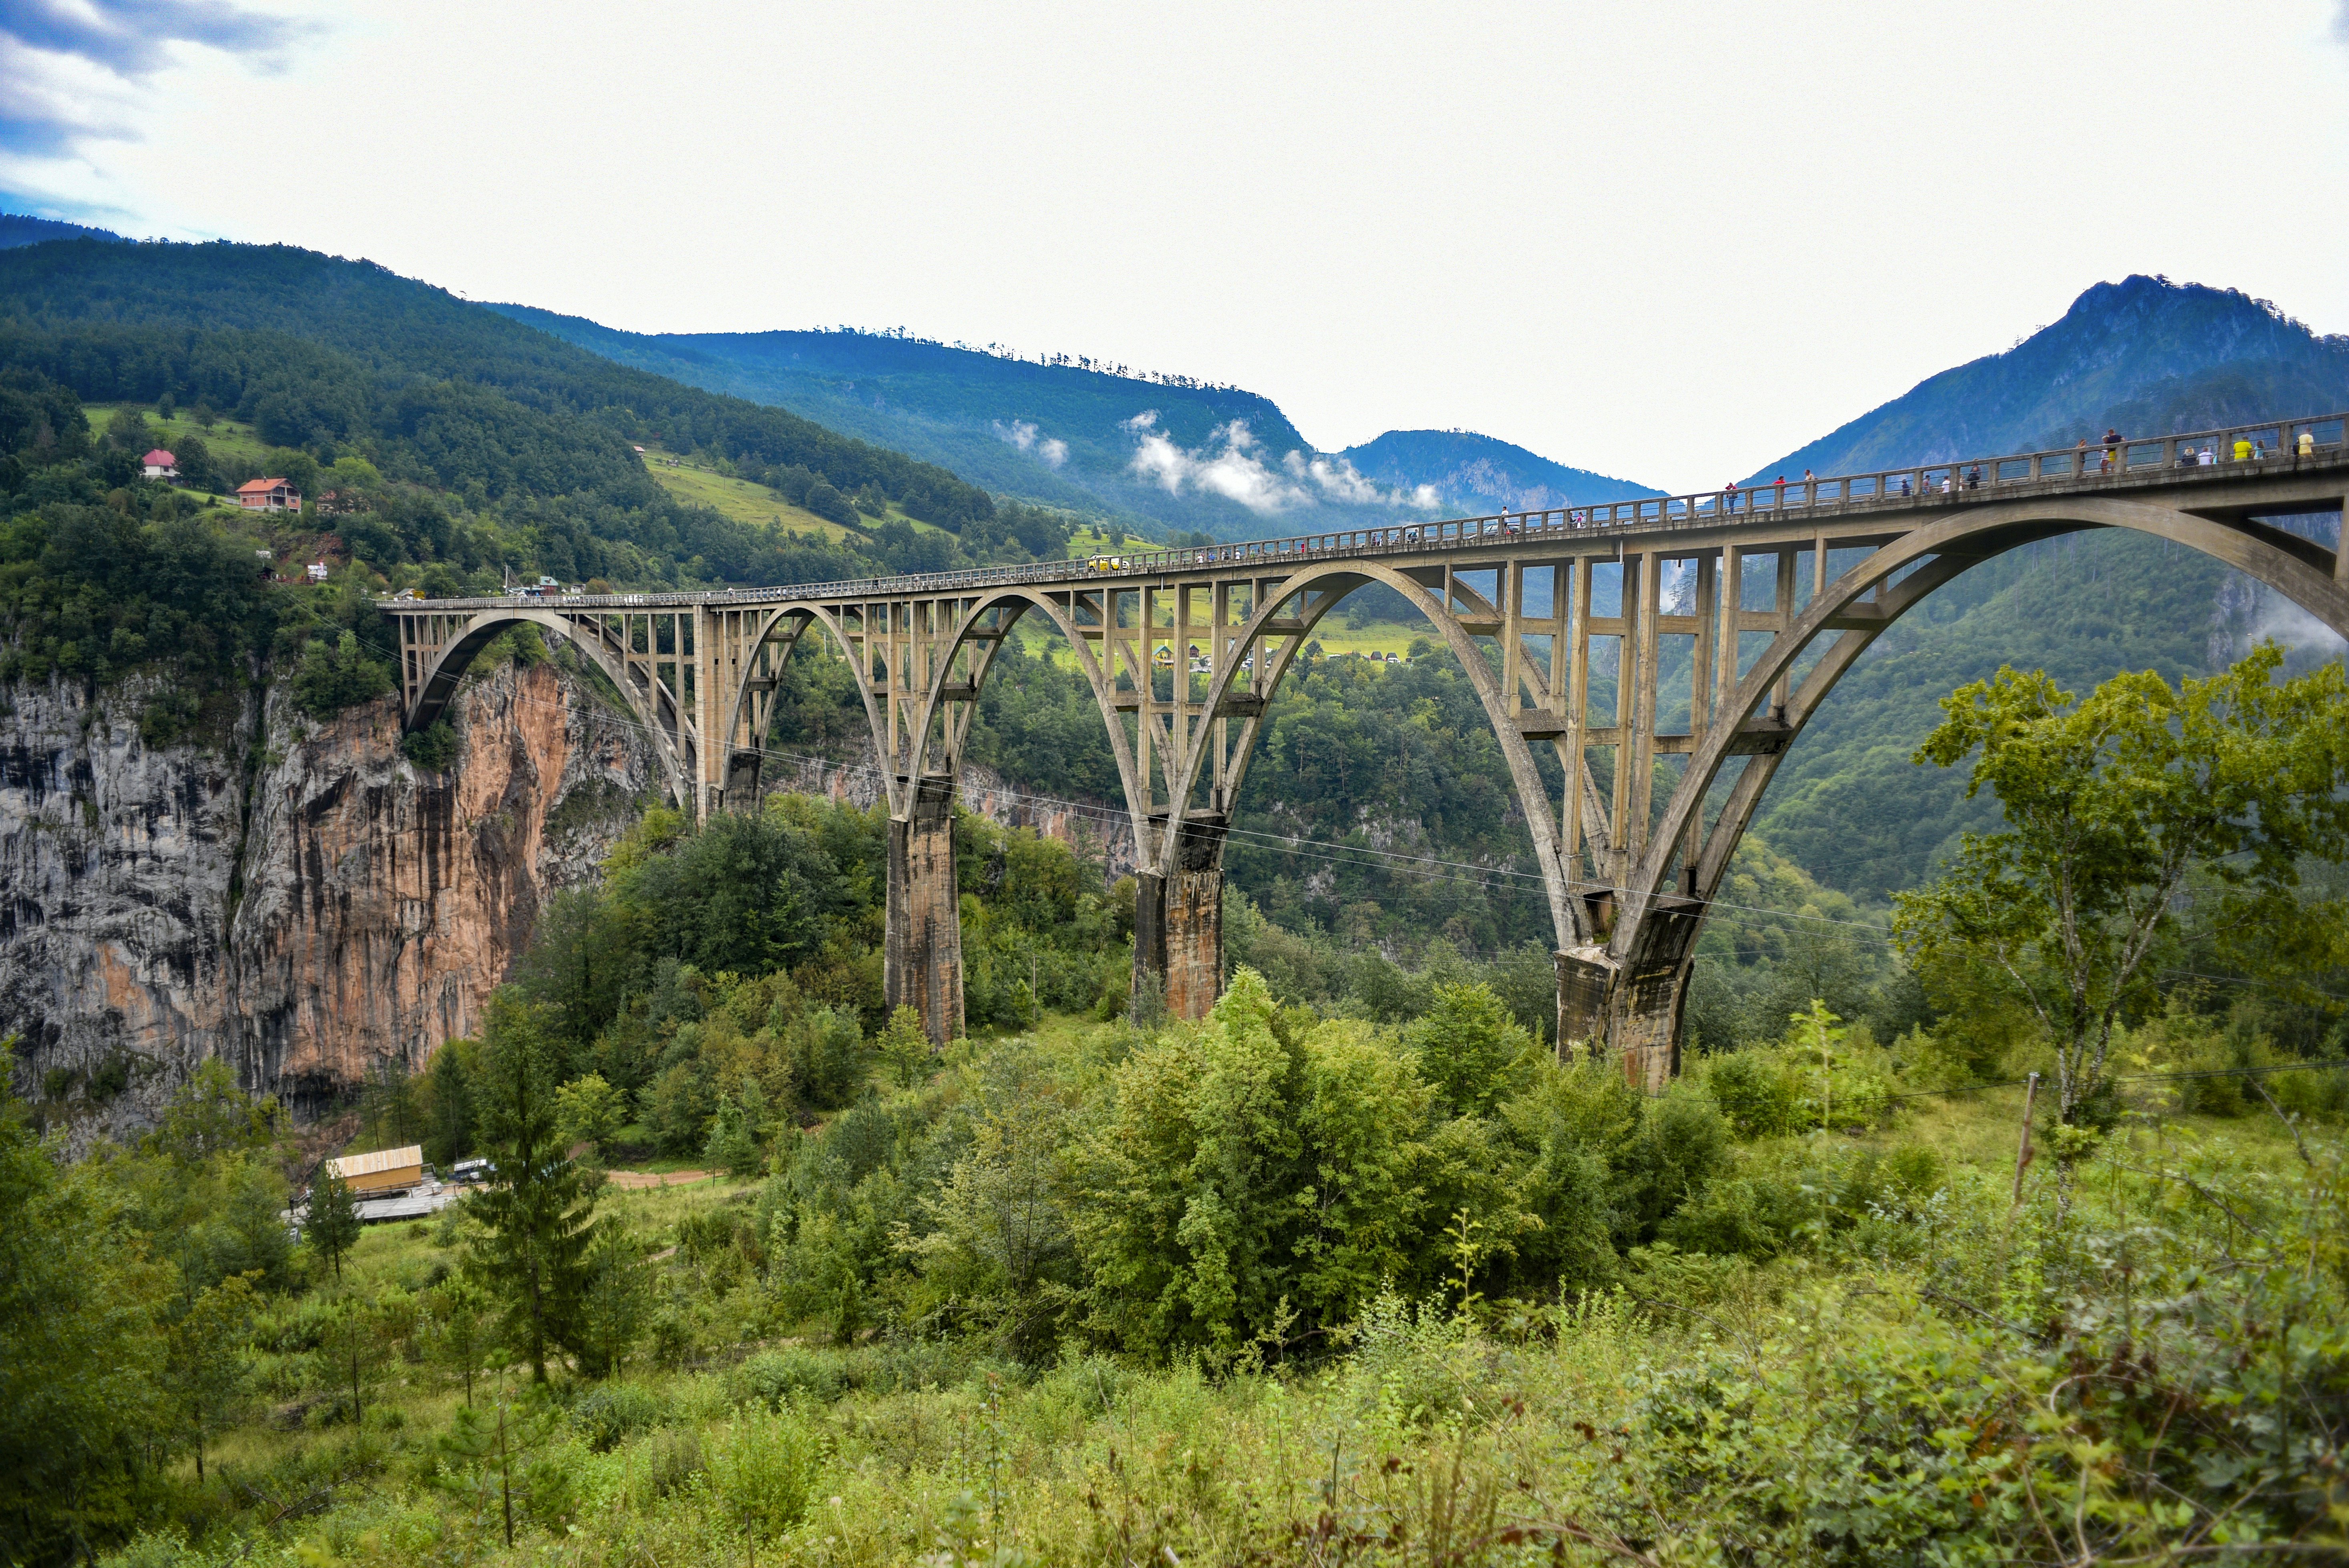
[1132,820,1227,1022]
[886,778,963,1045]
[1557,901,1703,1091]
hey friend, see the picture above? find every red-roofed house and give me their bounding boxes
[236,477,302,513]
[142,448,177,479]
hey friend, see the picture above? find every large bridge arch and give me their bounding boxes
[1158,560,1595,956]
[1597,495,2349,1087]
[906,586,1158,859]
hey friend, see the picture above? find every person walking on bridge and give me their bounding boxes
[1723,478,1740,513]
[2102,428,2122,474]
[2299,427,2316,458]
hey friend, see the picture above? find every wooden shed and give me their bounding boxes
[325,1144,424,1196]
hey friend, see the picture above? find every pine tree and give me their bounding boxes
[427,1275,495,1404]
[308,1168,361,1282]
[467,998,600,1381]
[704,1093,756,1178]
[164,1273,257,1480]
[434,1382,564,1548]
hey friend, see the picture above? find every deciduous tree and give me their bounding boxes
[1894,647,2349,1190]
[164,1273,257,1480]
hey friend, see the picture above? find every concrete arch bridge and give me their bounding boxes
[387,413,2349,1085]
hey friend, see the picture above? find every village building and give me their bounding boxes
[322,1144,424,1197]
[141,448,177,479]
[236,477,303,512]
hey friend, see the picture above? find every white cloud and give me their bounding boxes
[0,0,312,156]
[1130,420,1309,513]
[1121,410,1158,432]
[992,420,1067,467]
[1129,419,1437,514]
[2250,592,2347,658]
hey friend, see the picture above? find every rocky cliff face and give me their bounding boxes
[0,659,655,1143]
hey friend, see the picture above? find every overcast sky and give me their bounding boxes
[4,0,2346,493]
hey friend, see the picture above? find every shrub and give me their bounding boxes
[729,1347,844,1412]
[289,631,393,720]
[570,1384,666,1452]
[702,1410,820,1537]
[1705,1050,1803,1139]
[400,718,459,771]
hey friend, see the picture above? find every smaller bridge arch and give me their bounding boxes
[395,604,695,810]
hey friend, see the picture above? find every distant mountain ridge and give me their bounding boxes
[1340,429,1651,513]
[1750,276,2349,483]
[0,212,128,250]
[490,304,1664,537]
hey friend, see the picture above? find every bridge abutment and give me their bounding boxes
[1132,821,1227,1022]
[886,779,963,1045]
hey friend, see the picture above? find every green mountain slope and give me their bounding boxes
[0,213,126,249]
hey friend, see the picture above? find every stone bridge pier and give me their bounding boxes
[886,777,963,1045]
[1133,817,1228,1021]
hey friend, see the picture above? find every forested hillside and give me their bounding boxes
[0,213,125,250]
[1339,427,1653,512]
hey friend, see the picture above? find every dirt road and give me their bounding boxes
[604,1169,716,1190]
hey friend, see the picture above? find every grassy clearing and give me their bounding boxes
[636,449,863,543]
[84,405,271,468]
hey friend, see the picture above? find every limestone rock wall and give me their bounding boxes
[0,660,655,1141]
[0,673,257,1141]
[221,660,652,1116]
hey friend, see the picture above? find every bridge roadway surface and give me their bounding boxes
[388,413,2349,1085]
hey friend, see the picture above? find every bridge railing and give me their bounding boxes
[385,411,2348,614]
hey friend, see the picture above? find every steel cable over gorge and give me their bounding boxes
[387,413,2349,1083]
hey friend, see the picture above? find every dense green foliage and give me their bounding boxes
[4,932,2342,1564]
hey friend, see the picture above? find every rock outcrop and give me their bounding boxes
[0,659,655,1142]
